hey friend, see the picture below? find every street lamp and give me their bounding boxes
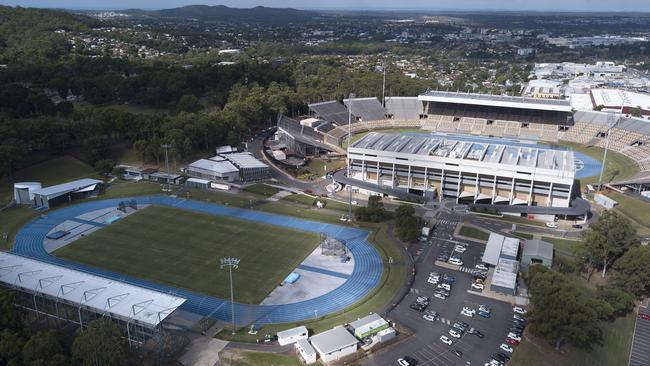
[161,144,171,192]
[347,93,355,222]
[220,257,240,335]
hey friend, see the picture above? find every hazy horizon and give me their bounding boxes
[1,0,649,12]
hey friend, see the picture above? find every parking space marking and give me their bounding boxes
[629,310,650,366]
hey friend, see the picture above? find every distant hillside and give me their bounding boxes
[124,5,318,23]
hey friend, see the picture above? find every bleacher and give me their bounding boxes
[344,97,387,121]
[386,97,423,120]
[308,100,350,124]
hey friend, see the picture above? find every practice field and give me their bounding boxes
[54,205,320,304]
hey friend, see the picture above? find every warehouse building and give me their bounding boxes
[295,339,317,364]
[186,158,239,182]
[346,132,576,209]
[32,178,104,209]
[521,239,554,270]
[309,326,358,363]
[483,232,521,295]
[222,152,270,181]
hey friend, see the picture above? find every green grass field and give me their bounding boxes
[242,183,281,197]
[220,350,304,366]
[509,313,635,366]
[0,155,96,205]
[307,158,346,176]
[542,236,581,257]
[552,141,639,184]
[54,205,320,304]
[458,225,490,241]
[603,191,650,236]
[0,206,39,251]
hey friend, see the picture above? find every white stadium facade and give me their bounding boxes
[276,89,650,217]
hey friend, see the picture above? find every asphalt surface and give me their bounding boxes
[365,211,518,366]
[629,306,650,366]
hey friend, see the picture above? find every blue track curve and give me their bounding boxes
[11,196,383,326]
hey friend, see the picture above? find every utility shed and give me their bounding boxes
[521,239,554,270]
[277,325,308,346]
[295,339,316,364]
[310,326,358,363]
[349,313,389,339]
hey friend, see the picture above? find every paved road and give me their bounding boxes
[365,211,516,366]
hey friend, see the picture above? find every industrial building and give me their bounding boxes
[221,152,270,181]
[0,252,185,345]
[482,233,521,295]
[309,326,358,363]
[186,158,240,182]
[31,178,104,209]
[521,239,554,270]
[185,151,270,183]
[346,132,576,209]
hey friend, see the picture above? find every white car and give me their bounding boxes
[462,307,476,315]
[448,329,462,338]
[475,263,489,271]
[507,333,522,341]
[454,245,467,253]
[423,314,436,322]
[513,306,527,315]
[434,293,447,300]
[471,282,485,290]
[461,309,474,317]
[437,283,451,291]
[439,335,453,345]
[448,258,463,266]
[545,221,558,228]
[500,344,514,353]
[428,277,439,284]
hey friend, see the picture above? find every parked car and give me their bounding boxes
[439,335,453,345]
[472,283,485,290]
[452,349,463,358]
[572,224,583,229]
[425,309,438,317]
[442,274,456,282]
[434,293,447,300]
[427,277,439,284]
[545,221,558,228]
[462,307,476,315]
[454,245,467,253]
[640,314,650,321]
[448,258,463,266]
[478,310,491,318]
[397,356,418,366]
[452,322,468,332]
[437,283,451,291]
[507,333,522,342]
[506,338,519,346]
[461,309,475,317]
[513,314,525,322]
[423,314,437,322]
[475,263,489,271]
[513,306,527,315]
[500,344,514,353]
[448,329,462,338]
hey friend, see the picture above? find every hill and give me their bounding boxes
[124,5,317,23]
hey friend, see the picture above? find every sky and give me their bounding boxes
[0,0,648,12]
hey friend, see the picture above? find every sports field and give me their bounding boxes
[54,205,320,304]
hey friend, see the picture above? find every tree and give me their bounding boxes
[629,106,643,118]
[22,331,67,366]
[596,286,635,318]
[354,196,389,222]
[94,159,115,177]
[175,94,202,114]
[72,319,126,366]
[527,265,613,350]
[613,245,650,297]
[393,204,421,243]
[575,210,639,278]
[0,290,25,330]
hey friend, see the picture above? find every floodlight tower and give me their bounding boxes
[161,144,171,191]
[220,257,240,335]
[347,93,355,222]
[597,111,618,191]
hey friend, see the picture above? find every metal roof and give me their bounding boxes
[483,232,505,266]
[419,90,572,112]
[349,313,384,330]
[0,252,185,328]
[277,325,308,339]
[31,178,103,199]
[308,101,349,124]
[492,258,519,290]
[222,152,268,170]
[343,97,387,121]
[386,96,423,120]
[522,239,554,261]
[189,159,239,174]
[309,326,358,354]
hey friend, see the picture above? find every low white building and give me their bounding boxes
[594,193,618,209]
[277,326,308,346]
[186,158,239,182]
[295,339,317,364]
[309,326,358,363]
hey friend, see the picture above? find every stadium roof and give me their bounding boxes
[419,90,572,112]
[590,89,650,110]
[308,100,349,124]
[190,158,239,174]
[343,97,387,121]
[222,152,268,169]
[351,132,575,174]
[276,115,335,151]
[0,252,186,328]
[310,326,358,355]
[386,96,423,120]
[31,178,104,199]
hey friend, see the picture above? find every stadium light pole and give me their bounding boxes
[161,144,171,192]
[220,257,240,335]
[347,93,355,222]
[597,112,617,191]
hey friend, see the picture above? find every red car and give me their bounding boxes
[506,338,520,346]
[639,314,650,321]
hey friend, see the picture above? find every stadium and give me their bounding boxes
[273,90,650,217]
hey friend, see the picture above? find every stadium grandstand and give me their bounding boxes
[308,100,350,124]
[343,97,387,121]
[0,251,186,345]
[386,96,424,120]
[274,115,344,156]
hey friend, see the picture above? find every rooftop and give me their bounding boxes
[31,178,103,198]
[0,252,185,328]
[190,158,239,174]
[221,152,268,170]
[419,90,572,112]
[522,239,554,260]
[310,326,358,355]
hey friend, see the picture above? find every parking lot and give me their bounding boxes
[365,211,522,366]
[629,307,650,366]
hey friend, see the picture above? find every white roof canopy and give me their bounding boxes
[0,252,185,328]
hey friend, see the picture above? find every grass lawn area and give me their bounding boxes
[603,191,650,235]
[242,183,282,197]
[257,201,343,224]
[458,225,489,241]
[54,205,320,303]
[0,155,96,205]
[217,222,407,342]
[512,231,534,240]
[509,313,635,366]
[542,236,581,257]
[0,206,40,250]
[307,158,346,176]
[281,194,349,212]
[553,141,638,184]
[220,350,303,366]
[186,189,267,208]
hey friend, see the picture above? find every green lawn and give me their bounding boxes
[242,183,282,197]
[307,158,346,176]
[257,201,344,224]
[281,194,349,212]
[458,225,489,241]
[0,155,96,205]
[220,351,304,366]
[54,205,320,304]
[0,206,40,251]
[509,313,635,366]
[542,236,581,257]
[553,141,639,184]
[512,231,534,240]
[604,191,650,232]
[185,189,266,208]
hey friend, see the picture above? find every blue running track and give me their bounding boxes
[11,196,383,326]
